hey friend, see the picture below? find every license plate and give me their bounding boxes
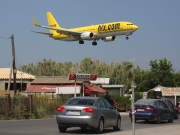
[66,111,80,115]
[137,109,144,111]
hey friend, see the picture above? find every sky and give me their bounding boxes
[0,0,180,72]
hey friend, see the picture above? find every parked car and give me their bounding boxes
[177,102,180,113]
[108,98,130,112]
[162,98,179,119]
[56,97,121,133]
[129,99,174,124]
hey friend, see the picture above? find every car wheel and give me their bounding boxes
[113,117,121,131]
[58,125,67,133]
[80,127,87,130]
[174,112,179,119]
[145,120,149,123]
[168,114,173,123]
[131,118,137,123]
[135,119,137,123]
[156,114,161,124]
[96,118,104,134]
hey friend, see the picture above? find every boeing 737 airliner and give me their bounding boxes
[32,12,138,46]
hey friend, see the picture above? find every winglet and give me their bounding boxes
[32,18,39,26]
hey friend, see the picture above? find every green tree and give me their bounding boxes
[173,71,180,86]
[134,92,143,102]
[134,69,152,92]
[79,57,93,73]
[19,57,180,95]
[149,58,174,88]
[119,61,134,93]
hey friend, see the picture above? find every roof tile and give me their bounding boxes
[0,68,35,79]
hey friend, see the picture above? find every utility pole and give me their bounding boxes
[130,81,136,135]
[7,67,12,94]
[11,34,17,96]
[0,35,16,95]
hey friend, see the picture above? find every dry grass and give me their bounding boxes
[0,90,15,97]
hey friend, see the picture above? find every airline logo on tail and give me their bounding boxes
[32,12,138,46]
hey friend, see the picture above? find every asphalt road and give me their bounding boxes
[0,113,179,135]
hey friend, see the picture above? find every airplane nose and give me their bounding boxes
[134,25,138,30]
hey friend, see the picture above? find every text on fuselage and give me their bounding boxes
[98,23,120,32]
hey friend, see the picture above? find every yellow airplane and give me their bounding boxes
[32,12,138,46]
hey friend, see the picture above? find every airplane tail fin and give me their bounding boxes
[46,12,62,34]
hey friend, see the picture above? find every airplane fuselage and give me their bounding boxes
[50,21,137,41]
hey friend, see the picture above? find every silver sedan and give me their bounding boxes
[56,97,121,133]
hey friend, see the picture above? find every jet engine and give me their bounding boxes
[80,32,94,40]
[102,36,116,42]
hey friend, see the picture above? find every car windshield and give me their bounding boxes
[66,98,95,106]
[135,99,154,105]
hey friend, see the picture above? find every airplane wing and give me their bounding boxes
[32,18,82,37]
[31,31,53,36]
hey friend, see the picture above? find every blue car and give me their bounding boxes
[129,99,174,123]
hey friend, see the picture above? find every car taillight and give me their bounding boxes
[146,107,154,112]
[83,108,94,113]
[57,106,65,112]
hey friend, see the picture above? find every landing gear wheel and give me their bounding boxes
[113,117,121,131]
[96,118,104,133]
[92,41,97,46]
[125,37,129,40]
[79,40,84,44]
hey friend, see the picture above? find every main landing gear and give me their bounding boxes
[92,41,97,46]
[79,40,84,44]
[125,36,129,40]
[79,40,97,46]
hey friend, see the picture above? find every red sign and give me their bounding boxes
[68,73,76,80]
[68,73,97,81]
[90,74,97,80]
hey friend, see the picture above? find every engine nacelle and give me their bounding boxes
[80,32,94,40]
[102,36,116,42]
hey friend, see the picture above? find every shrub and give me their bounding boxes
[31,94,67,119]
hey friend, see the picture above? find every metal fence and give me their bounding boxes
[0,94,68,118]
[0,94,32,117]
[0,97,6,115]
